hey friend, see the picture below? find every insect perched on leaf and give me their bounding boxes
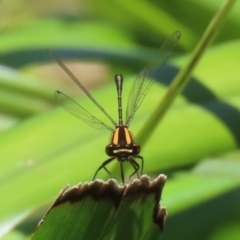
[50,31,180,183]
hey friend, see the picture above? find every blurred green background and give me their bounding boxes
[0,0,240,239]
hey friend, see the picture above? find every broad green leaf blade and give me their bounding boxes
[104,176,167,240]
[164,186,240,240]
[161,159,240,240]
[0,20,136,54]
[0,232,29,240]
[0,65,54,102]
[84,0,196,50]
[192,158,240,179]
[84,0,240,48]
[0,88,53,117]
[31,175,166,240]
[207,208,240,240]
[0,113,19,131]
[0,20,151,69]
[164,162,240,215]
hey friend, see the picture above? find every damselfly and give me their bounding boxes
[50,31,180,183]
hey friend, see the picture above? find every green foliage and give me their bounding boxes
[31,176,166,240]
[0,0,240,239]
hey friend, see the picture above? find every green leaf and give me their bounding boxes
[161,159,240,240]
[31,175,166,240]
[1,2,240,239]
[0,20,135,54]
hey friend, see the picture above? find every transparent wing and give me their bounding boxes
[48,49,117,127]
[125,31,181,126]
[55,90,113,131]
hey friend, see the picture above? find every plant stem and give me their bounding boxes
[137,0,236,147]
